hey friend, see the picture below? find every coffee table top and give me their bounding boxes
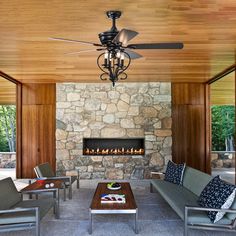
[21,179,63,193]
[90,182,137,210]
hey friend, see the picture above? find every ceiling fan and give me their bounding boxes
[50,11,184,86]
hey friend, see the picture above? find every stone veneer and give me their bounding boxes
[0,152,16,168]
[56,82,172,179]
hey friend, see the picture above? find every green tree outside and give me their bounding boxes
[0,105,16,152]
[211,105,235,151]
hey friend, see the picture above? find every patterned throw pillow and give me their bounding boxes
[198,175,236,223]
[164,161,185,185]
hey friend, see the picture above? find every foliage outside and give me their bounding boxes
[211,105,235,151]
[0,105,16,152]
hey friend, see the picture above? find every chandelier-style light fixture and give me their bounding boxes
[50,11,184,87]
[97,49,131,87]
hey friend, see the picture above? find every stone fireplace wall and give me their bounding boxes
[56,82,172,179]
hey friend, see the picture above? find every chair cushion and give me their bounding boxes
[198,175,236,223]
[0,198,55,225]
[0,177,21,210]
[0,210,36,225]
[35,163,55,177]
[14,198,55,219]
[164,161,185,185]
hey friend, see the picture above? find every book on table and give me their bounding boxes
[101,194,126,203]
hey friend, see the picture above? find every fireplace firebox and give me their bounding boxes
[83,138,145,156]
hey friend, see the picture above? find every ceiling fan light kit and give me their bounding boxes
[51,10,184,86]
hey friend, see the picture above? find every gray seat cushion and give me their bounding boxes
[0,198,55,225]
[0,211,36,225]
[151,179,199,220]
[226,199,236,221]
[188,211,232,225]
[35,163,55,177]
[14,198,55,219]
[0,177,21,210]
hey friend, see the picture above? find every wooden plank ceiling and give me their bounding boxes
[210,71,235,105]
[0,77,16,104]
[0,0,236,84]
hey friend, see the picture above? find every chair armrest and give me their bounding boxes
[185,205,236,214]
[0,207,38,214]
[151,172,165,179]
[45,176,72,182]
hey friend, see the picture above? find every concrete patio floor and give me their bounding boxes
[0,176,235,236]
[0,168,235,235]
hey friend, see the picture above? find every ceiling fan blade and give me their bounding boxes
[124,49,143,59]
[113,29,138,45]
[49,37,102,47]
[65,49,103,55]
[127,42,184,49]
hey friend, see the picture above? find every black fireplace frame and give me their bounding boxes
[83,138,145,156]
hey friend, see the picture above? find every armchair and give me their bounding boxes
[34,162,79,200]
[0,177,56,236]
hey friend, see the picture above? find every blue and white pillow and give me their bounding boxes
[198,175,236,223]
[164,161,185,185]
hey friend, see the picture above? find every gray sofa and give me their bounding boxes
[0,177,57,236]
[150,166,236,235]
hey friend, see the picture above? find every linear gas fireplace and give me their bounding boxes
[83,138,145,156]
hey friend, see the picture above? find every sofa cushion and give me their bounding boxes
[182,167,212,196]
[226,197,236,220]
[188,210,232,225]
[0,177,21,210]
[164,161,185,185]
[198,175,236,223]
[151,179,198,220]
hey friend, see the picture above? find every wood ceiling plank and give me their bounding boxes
[0,0,236,83]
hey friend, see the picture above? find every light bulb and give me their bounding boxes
[120,52,124,60]
[104,51,108,59]
[116,51,121,58]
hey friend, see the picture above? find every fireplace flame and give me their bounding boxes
[84,147,144,155]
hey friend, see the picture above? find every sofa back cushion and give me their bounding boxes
[183,167,212,196]
[0,177,21,210]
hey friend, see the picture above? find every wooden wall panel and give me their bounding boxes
[19,83,56,178]
[22,84,55,105]
[38,105,55,170]
[22,105,38,178]
[172,83,210,173]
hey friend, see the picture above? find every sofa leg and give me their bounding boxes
[184,207,188,236]
[69,184,72,199]
[63,187,66,201]
[36,208,40,236]
[150,183,153,193]
[184,224,188,236]
[77,177,80,189]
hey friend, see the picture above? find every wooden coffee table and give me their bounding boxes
[89,182,138,234]
[20,179,64,219]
